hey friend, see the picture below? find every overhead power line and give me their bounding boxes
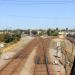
[0,0,75,2]
[0,1,75,4]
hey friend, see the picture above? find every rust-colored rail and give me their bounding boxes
[34,37,50,75]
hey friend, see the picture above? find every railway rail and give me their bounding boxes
[34,37,50,75]
[0,38,38,75]
[0,37,52,75]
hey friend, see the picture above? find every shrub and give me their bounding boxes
[4,34,13,43]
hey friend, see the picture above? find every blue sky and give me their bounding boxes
[0,0,75,29]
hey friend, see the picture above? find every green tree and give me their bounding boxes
[47,29,51,36]
[51,30,58,36]
[13,30,21,41]
[31,30,38,35]
[47,29,58,36]
[4,34,13,43]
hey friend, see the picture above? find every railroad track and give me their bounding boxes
[34,37,50,75]
[0,37,51,75]
[0,38,38,75]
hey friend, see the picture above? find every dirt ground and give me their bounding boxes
[19,48,37,75]
[48,38,65,75]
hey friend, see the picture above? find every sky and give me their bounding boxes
[0,0,75,29]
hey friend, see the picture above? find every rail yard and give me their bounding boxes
[0,35,75,75]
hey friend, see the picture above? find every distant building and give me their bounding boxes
[59,31,69,39]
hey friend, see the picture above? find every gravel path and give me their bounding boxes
[48,38,65,75]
